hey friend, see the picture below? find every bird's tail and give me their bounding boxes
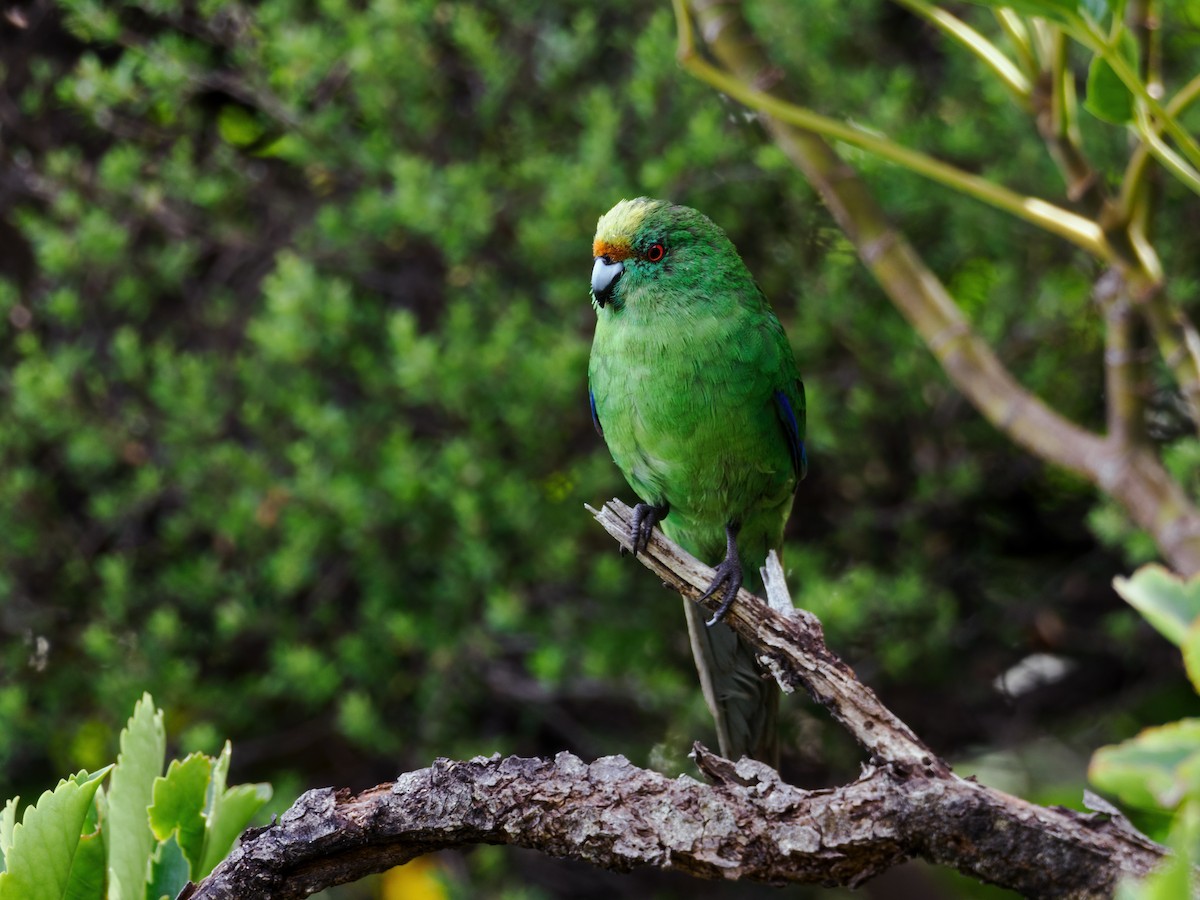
[682,563,780,765]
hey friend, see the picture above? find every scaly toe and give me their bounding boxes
[705,581,740,626]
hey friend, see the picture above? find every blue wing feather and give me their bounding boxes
[589,388,603,438]
[773,385,806,484]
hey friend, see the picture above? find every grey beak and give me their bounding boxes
[591,257,623,307]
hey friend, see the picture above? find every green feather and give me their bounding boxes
[588,198,806,763]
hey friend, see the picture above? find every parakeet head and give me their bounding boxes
[590,198,751,314]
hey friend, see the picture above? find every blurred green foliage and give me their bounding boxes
[2,0,1200,895]
[1092,567,1200,897]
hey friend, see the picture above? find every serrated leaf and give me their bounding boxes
[1113,564,1200,646]
[148,754,211,880]
[144,836,189,900]
[62,826,105,900]
[1090,719,1200,812]
[1085,30,1139,124]
[198,743,271,878]
[0,796,17,873]
[203,783,270,874]
[0,768,110,900]
[106,694,165,900]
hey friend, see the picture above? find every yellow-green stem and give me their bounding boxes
[1120,72,1200,215]
[994,9,1038,79]
[672,0,1108,258]
[1134,107,1200,196]
[891,0,1030,103]
[1073,16,1200,172]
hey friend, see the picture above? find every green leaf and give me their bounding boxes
[147,753,212,880]
[62,822,105,900]
[197,743,271,878]
[0,768,111,900]
[106,694,166,900]
[1090,719,1200,812]
[1137,851,1195,899]
[1085,29,1139,124]
[144,837,189,900]
[1182,617,1200,695]
[1115,811,1197,899]
[0,797,17,873]
[1113,564,1200,646]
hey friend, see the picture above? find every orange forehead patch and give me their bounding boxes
[593,239,633,261]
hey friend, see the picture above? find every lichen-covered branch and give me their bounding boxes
[181,748,1165,900]
[184,504,1168,899]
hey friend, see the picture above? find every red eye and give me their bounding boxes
[646,243,665,262]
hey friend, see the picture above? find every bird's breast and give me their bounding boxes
[590,312,793,537]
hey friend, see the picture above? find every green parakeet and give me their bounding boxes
[587,198,807,764]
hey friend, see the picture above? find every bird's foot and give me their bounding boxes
[626,502,668,556]
[700,524,742,627]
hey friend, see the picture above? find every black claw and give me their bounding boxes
[629,502,668,556]
[702,524,743,627]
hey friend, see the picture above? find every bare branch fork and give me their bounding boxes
[186,500,1166,899]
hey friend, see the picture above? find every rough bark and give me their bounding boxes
[180,748,1161,900]
[183,500,1168,899]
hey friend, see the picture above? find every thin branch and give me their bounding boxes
[1120,73,1200,217]
[1115,0,1200,430]
[890,0,1030,104]
[1126,0,1163,100]
[670,0,1111,259]
[675,0,1200,575]
[1133,107,1200,197]
[1128,220,1163,286]
[1070,15,1200,173]
[993,9,1038,81]
[184,508,1169,898]
[1110,66,1200,430]
[1034,28,1108,215]
[1098,270,1147,449]
[1048,29,1075,145]
[1131,75,1200,174]
[1141,289,1200,429]
[1029,18,1058,71]
[894,6,1172,450]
